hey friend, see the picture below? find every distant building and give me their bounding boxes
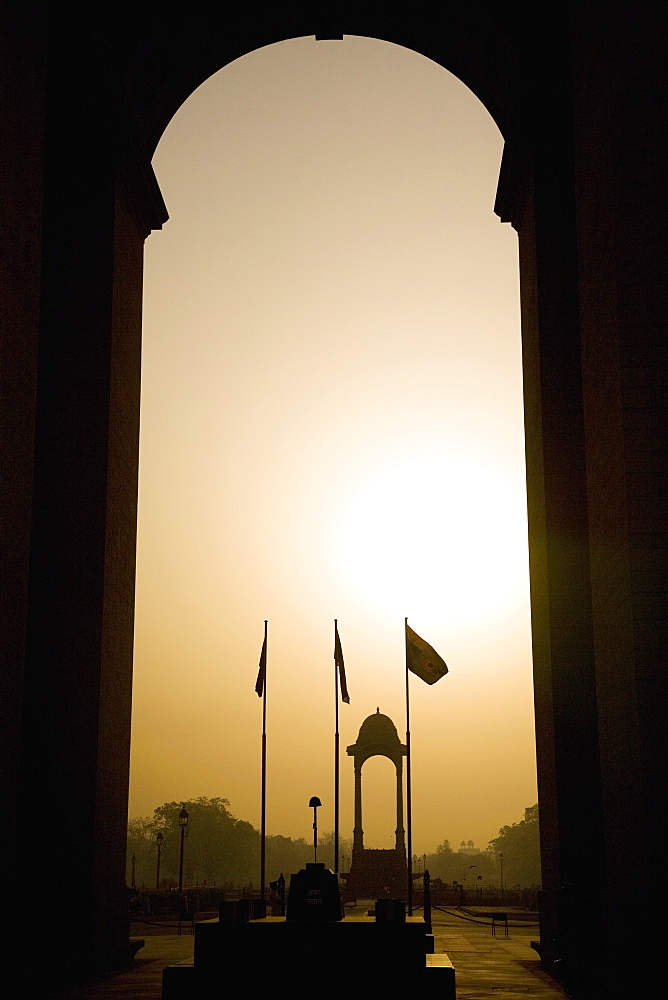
[458,840,481,855]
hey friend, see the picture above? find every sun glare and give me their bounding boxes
[337,449,527,629]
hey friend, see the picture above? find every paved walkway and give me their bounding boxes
[46,906,566,999]
[45,936,194,1000]
[430,907,566,999]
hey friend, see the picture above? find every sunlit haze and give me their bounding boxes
[130,35,536,856]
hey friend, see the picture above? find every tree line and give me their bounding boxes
[127,797,352,890]
[421,804,540,888]
[127,798,540,890]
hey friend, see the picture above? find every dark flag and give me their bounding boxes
[255,634,267,697]
[334,622,350,703]
[405,622,448,684]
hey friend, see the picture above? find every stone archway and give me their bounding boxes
[346,710,407,898]
[3,4,665,996]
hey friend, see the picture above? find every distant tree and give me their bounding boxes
[488,804,541,887]
[126,797,259,889]
[265,835,311,882]
[126,816,158,888]
[126,800,353,889]
[424,839,496,885]
[317,831,353,872]
[152,798,259,888]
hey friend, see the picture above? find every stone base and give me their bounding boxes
[162,913,454,997]
[346,847,407,899]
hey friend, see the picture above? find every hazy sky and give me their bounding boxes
[130,35,536,855]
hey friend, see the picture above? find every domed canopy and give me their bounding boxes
[358,708,401,745]
[347,708,407,763]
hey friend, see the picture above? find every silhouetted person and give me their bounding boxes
[269,873,286,916]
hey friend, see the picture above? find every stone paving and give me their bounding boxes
[46,904,567,999]
[45,936,194,1000]
[431,908,567,999]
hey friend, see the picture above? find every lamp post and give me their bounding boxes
[309,797,321,863]
[156,831,164,890]
[499,851,504,902]
[131,853,136,889]
[467,864,477,906]
[178,806,189,892]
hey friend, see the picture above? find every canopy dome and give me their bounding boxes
[358,708,401,745]
[347,708,407,763]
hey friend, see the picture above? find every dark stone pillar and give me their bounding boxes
[353,760,364,851]
[497,9,667,995]
[395,758,405,852]
[9,16,166,985]
[0,0,47,907]
[497,34,607,997]
[570,4,667,996]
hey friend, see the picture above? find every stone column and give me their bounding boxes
[353,759,364,851]
[8,18,167,986]
[395,756,405,852]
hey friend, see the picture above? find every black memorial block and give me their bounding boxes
[286,862,343,921]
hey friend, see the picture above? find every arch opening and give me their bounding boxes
[131,35,535,864]
[358,755,401,849]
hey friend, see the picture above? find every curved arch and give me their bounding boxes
[123,6,523,155]
[348,711,408,855]
[358,754,403,848]
[357,752,406,852]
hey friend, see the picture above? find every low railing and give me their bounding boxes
[412,884,540,910]
[128,884,261,917]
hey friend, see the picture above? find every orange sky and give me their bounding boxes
[129,35,536,856]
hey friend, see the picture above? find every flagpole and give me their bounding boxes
[260,619,267,903]
[405,617,413,916]
[334,619,340,874]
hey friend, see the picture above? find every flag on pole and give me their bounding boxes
[255,634,267,697]
[334,622,350,703]
[406,622,448,684]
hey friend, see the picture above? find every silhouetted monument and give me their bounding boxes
[346,710,408,898]
[286,862,343,921]
[3,5,665,997]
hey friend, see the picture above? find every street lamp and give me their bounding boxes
[499,851,504,902]
[156,831,164,890]
[309,797,321,863]
[467,864,477,905]
[178,806,189,892]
